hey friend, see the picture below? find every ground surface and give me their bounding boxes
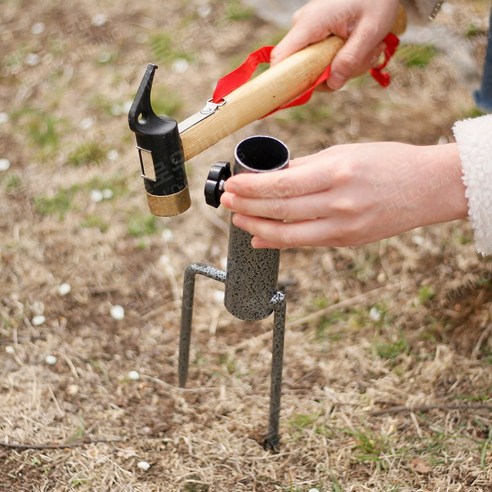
[1,0,492,490]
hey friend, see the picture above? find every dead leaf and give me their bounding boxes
[411,458,433,474]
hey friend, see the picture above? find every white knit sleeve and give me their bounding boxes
[453,115,492,255]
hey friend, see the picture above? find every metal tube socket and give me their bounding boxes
[224,136,289,321]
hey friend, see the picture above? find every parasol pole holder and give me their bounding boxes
[178,135,289,451]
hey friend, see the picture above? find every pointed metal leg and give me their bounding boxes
[178,263,226,387]
[264,291,287,452]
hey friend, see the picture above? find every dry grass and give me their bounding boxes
[1,0,492,490]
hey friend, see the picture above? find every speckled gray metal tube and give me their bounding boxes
[224,136,289,321]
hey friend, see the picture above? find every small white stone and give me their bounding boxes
[377,272,386,283]
[137,461,151,471]
[80,117,94,130]
[57,282,71,296]
[102,188,113,200]
[0,112,9,124]
[32,314,46,326]
[31,22,45,35]
[171,58,190,74]
[197,5,211,17]
[45,354,57,365]
[5,346,15,354]
[128,370,140,381]
[107,149,119,161]
[97,51,112,64]
[67,384,79,395]
[308,489,320,492]
[159,254,171,266]
[161,229,174,242]
[110,305,125,320]
[92,13,108,27]
[123,100,133,113]
[0,158,11,171]
[90,189,104,203]
[110,103,123,116]
[25,53,40,66]
[369,306,382,322]
[412,234,425,246]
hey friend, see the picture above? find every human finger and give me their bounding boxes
[221,190,332,221]
[271,19,330,65]
[223,161,332,198]
[327,21,382,90]
[231,214,348,249]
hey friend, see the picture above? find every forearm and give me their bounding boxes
[406,143,467,230]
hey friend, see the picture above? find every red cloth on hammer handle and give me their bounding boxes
[212,33,400,116]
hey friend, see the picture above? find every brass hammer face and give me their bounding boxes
[129,64,191,217]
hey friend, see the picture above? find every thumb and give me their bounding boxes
[327,23,377,90]
[271,27,328,65]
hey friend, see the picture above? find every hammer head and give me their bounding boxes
[128,64,191,216]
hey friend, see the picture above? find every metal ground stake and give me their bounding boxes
[178,135,289,450]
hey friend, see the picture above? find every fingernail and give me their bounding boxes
[220,193,231,208]
[328,71,345,90]
[251,237,264,249]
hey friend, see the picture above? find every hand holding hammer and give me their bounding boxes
[128,5,406,216]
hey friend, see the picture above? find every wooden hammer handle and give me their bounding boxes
[180,6,406,161]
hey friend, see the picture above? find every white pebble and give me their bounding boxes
[128,370,140,381]
[102,188,113,200]
[98,51,112,64]
[45,354,57,365]
[92,13,108,27]
[308,489,320,492]
[369,306,382,322]
[5,345,15,354]
[161,229,174,242]
[32,314,46,326]
[110,103,123,116]
[67,384,79,395]
[123,100,133,113]
[80,117,94,130]
[159,254,171,266]
[31,22,45,35]
[90,189,104,203]
[57,282,71,296]
[0,112,9,124]
[171,58,190,74]
[0,158,11,171]
[110,305,125,320]
[197,5,211,17]
[107,149,119,161]
[137,461,151,471]
[25,53,40,66]
[412,234,425,246]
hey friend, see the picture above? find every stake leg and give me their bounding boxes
[264,292,287,452]
[178,264,226,387]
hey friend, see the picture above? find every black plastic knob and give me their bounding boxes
[204,161,231,208]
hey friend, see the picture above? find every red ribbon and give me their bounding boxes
[212,33,400,115]
[370,32,400,88]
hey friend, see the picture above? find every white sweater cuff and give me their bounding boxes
[453,114,492,255]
